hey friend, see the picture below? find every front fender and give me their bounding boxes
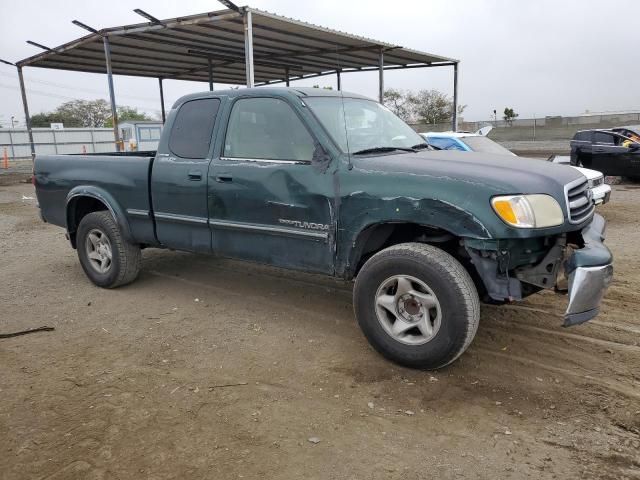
[336,194,492,278]
[66,185,134,243]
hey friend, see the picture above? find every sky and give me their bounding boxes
[0,0,638,127]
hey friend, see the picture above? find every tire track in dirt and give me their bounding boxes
[476,349,640,401]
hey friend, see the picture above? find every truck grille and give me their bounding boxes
[565,177,594,224]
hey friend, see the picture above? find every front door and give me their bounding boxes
[152,97,221,252]
[208,96,335,274]
[590,131,629,176]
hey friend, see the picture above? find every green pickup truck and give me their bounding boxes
[34,88,613,369]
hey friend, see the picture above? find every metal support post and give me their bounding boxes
[103,36,120,151]
[158,78,166,123]
[452,62,459,131]
[8,130,15,159]
[285,66,290,87]
[337,69,341,91]
[378,49,384,103]
[208,58,214,91]
[17,66,35,160]
[243,9,254,87]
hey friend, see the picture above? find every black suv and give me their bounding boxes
[570,126,640,179]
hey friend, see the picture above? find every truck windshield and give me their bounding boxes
[304,97,425,155]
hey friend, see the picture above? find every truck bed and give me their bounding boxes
[34,153,156,245]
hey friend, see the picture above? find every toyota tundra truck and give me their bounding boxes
[33,88,613,369]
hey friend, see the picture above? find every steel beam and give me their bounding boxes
[336,69,341,91]
[208,58,213,90]
[378,49,384,102]
[243,9,254,87]
[16,66,35,159]
[103,36,120,151]
[285,66,290,87]
[158,78,166,123]
[256,62,457,87]
[452,62,459,131]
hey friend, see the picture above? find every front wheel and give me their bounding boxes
[354,243,480,369]
[76,211,141,288]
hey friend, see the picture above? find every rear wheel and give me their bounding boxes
[76,211,141,288]
[354,243,480,369]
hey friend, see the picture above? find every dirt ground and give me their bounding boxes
[1,180,639,480]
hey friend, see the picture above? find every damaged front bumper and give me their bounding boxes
[466,213,613,327]
[563,214,613,326]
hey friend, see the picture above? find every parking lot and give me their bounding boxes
[1,177,639,479]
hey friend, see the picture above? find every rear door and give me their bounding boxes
[207,96,335,274]
[152,97,222,252]
[571,131,592,166]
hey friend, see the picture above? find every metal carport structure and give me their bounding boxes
[2,1,459,156]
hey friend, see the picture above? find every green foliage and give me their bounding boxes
[105,106,153,127]
[503,107,519,126]
[382,88,466,124]
[31,100,154,128]
[57,99,112,127]
[31,111,82,128]
[382,88,413,121]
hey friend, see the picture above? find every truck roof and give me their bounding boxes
[172,87,373,109]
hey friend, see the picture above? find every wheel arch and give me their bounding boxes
[343,221,465,280]
[66,186,133,248]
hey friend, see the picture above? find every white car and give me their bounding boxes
[420,130,611,205]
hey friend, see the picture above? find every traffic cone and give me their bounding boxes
[2,147,8,169]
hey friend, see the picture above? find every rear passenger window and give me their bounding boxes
[224,97,315,161]
[169,98,220,158]
[593,132,614,145]
[574,131,590,141]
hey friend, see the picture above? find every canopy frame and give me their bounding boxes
[7,2,459,157]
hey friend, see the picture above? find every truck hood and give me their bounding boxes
[351,150,584,196]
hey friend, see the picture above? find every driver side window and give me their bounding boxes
[224,97,316,162]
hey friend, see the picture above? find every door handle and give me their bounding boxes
[188,170,202,181]
[215,175,233,183]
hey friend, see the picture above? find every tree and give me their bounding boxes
[31,111,82,128]
[31,101,155,128]
[383,88,413,121]
[56,99,112,127]
[411,89,454,125]
[105,106,153,127]
[383,88,465,125]
[503,107,519,126]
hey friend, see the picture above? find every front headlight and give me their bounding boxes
[491,194,563,228]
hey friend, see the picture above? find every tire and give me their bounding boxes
[76,211,141,288]
[353,242,480,370]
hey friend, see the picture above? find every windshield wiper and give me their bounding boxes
[352,146,416,155]
[411,142,433,150]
